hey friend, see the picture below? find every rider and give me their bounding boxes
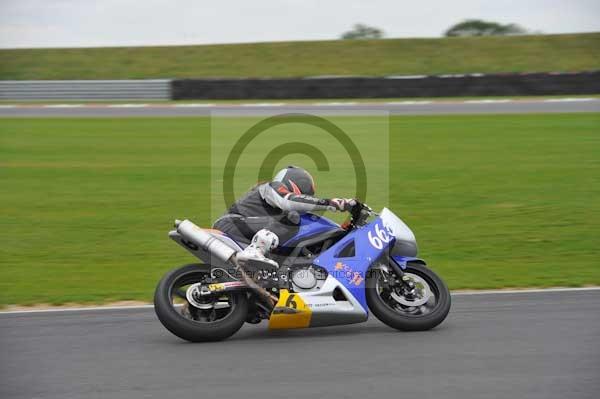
[213,165,356,268]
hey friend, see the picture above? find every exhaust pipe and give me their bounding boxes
[175,219,236,263]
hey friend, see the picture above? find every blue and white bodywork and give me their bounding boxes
[270,208,425,328]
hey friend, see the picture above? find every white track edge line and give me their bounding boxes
[1,287,599,315]
[0,304,155,315]
[451,286,600,296]
[2,98,600,109]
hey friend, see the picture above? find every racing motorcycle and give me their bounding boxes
[154,202,451,341]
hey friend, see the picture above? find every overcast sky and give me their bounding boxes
[1,0,599,49]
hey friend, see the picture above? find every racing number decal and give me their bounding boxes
[368,223,393,249]
[285,294,298,309]
[269,290,312,329]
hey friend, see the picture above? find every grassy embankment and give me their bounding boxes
[1,33,599,80]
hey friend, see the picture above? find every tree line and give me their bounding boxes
[340,20,528,40]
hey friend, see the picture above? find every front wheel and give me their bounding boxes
[154,264,248,342]
[366,262,450,331]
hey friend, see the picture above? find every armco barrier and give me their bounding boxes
[1,72,598,101]
[171,71,600,100]
[0,80,170,100]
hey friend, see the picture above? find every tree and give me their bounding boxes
[444,19,527,37]
[341,24,384,40]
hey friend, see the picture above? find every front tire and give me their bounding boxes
[154,264,248,342]
[366,262,450,331]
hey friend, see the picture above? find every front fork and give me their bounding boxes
[372,258,416,292]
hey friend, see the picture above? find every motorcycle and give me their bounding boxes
[154,202,451,341]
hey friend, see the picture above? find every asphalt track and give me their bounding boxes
[1,289,599,399]
[0,98,599,117]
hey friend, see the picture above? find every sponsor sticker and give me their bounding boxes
[208,283,225,291]
[335,262,364,286]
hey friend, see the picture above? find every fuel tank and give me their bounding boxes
[281,213,343,247]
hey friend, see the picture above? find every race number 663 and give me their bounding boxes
[368,223,393,249]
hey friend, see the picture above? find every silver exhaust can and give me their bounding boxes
[176,219,236,263]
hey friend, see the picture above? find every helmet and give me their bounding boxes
[273,166,315,196]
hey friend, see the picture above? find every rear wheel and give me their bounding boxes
[366,262,450,331]
[154,264,248,342]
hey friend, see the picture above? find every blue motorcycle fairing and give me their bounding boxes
[391,256,426,269]
[281,213,341,247]
[313,215,395,311]
[216,212,424,312]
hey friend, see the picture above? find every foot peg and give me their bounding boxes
[235,252,279,272]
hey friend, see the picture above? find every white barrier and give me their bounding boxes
[0,80,171,100]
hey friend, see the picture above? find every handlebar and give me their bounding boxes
[348,200,377,228]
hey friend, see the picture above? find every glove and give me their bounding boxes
[329,198,357,212]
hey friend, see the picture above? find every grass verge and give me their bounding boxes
[1,113,599,305]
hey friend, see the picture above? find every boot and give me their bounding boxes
[235,229,280,271]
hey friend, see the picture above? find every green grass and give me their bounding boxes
[1,33,599,80]
[1,114,599,305]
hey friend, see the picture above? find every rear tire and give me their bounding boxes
[154,264,248,342]
[366,262,450,331]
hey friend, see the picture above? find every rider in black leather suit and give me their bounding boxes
[213,166,355,256]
